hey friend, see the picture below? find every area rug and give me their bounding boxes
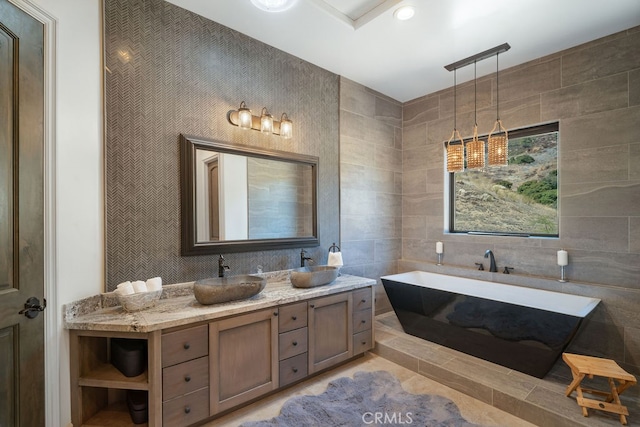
[240,370,485,427]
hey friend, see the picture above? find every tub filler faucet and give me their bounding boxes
[484,250,497,272]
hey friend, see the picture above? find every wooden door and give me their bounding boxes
[308,292,353,374]
[0,1,45,425]
[210,309,278,414]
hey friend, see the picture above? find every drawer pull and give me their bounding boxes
[184,406,191,414]
[310,304,315,308]
[292,367,298,373]
[361,319,366,324]
[292,341,298,346]
[292,315,297,320]
[183,342,190,350]
[362,341,367,345]
[361,299,366,303]
[184,375,191,382]
[274,311,278,316]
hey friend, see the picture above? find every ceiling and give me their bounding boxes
[167,0,640,102]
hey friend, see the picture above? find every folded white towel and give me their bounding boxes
[328,251,343,267]
[131,280,147,293]
[146,276,162,292]
[116,281,134,295]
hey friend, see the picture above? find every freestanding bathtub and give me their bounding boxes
[381,271,600,378]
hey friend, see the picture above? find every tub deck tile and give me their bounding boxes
[374,311,640,427]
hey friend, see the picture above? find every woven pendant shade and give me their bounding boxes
[467,126,485,169]
[488,119,508,166]
[446,129,464,173]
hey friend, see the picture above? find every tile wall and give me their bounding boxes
[339,77,403,313]
[400,26,640,373]
[104,0,339,288]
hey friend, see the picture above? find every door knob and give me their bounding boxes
[18,297,46,319]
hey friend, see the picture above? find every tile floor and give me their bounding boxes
[210,311,639,427]
[211,352,536,427]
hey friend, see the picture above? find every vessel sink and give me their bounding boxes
[194,275,266,305]
[290,265,339,288]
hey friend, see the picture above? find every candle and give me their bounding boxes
[557,250,568,266]
[436,242,443,254]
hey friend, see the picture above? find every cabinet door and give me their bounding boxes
[308,292,353,374]
[210,309,278,414]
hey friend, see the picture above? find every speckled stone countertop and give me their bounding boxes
[63,271,376,333]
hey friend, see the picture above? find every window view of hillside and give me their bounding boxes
[451,124,559,236]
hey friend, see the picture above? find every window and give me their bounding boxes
[448,122,559,237]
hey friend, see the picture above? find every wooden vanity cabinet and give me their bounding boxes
[161,324,209,427]
[69,285,373,426]
[69,329,162,427]
[308,292,353,374]
[352,287,374,355]
[209,308,279,414]
[278,302,309,386]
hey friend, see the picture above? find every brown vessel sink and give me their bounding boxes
[194,275,266,305]
[290,266,339,288]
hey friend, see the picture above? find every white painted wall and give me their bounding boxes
[219,153,248,240]
[28,0,104,425]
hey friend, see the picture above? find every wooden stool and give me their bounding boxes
[563,353,637,425]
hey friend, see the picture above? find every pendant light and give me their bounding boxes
[446,69,464,173]
[488,52,508,166]
[466,61,485,170]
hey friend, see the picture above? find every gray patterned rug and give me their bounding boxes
[240,370,485,427]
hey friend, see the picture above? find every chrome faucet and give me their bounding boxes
[300,249,313,268]
[484,250,497,272]
[218,254,230,277]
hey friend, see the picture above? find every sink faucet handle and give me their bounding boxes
[503,266,514,274]
[475,262,484,271]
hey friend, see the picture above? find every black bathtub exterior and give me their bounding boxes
[382,278,584,378]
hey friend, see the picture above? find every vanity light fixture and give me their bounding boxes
[279,113,293,139]
[237,101,253,130]
[394,5,415,21]
[228,102,293,138]
[260,107,274,134]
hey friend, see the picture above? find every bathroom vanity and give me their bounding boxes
[64,273,375,426]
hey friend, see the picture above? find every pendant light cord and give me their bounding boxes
[474,61,477,127]
[496,53,500,121]
[454,69,457,132]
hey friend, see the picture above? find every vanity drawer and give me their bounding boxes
[162,356,209,401]
[162,387,209,427]
[279,327,308,360]
[278,302,308,333]
[162,324,208,367]
[353,309,372,334]
[279,352,308,387]
[353,287,372,311]
[353,330,373,355]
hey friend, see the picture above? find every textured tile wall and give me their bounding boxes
[401,26,640,373]
[104,0,339,289]
[339,77,402,314]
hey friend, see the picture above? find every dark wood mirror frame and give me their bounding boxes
[180,134,319,256]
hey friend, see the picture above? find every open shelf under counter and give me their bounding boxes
[81,401,147,427]
[78,362,149,390]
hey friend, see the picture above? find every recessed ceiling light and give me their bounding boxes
[393,5,415,21]
[250,0,298,13]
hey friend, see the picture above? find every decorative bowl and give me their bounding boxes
[117,290,162,312]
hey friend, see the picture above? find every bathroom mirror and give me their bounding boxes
[180,134,319,255]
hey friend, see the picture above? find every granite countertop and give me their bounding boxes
[63,272,376,333]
